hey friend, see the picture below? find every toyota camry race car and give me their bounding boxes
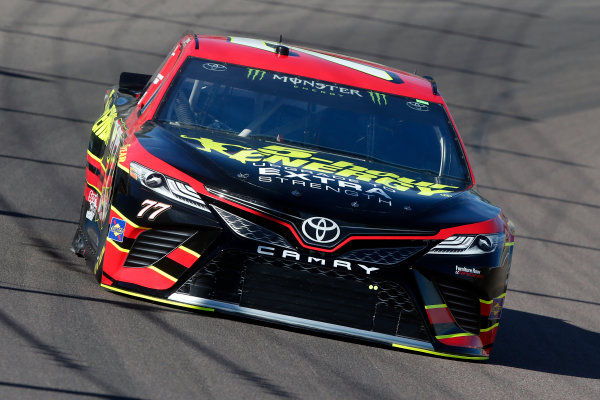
[72,34,515,360]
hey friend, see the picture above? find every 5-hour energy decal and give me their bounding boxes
[258,167,394,206]
[181,136,459,197]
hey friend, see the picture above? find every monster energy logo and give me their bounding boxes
[247,68,266,81]
[369,91,387,106]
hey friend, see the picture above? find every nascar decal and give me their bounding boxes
[181,136,458,196]
[108,217,126,242]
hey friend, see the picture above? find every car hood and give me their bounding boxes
[135,122,500,232]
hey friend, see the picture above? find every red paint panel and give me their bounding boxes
[112,267,176,291]
[480,302,492,316]
[128,227,145,239]
[188,36,439,102]
[108,210,145,239]
[102,240,129,277]
[479,326,499,346]
[85,168,102,189]
[87,152,104,172]
[101,208,171,290]
[167,247,199,269]
[438,335,483,349]
[426,307,456,324]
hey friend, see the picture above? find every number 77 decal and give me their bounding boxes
[137,199,172,221]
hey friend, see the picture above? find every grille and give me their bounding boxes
[437,281,481,334]
[213,206,291,248]
[242,254,418,314]
[340,246,426,265]
[177,252,428,340]
[124,228,196,267]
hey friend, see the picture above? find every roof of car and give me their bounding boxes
[187,35,441,103]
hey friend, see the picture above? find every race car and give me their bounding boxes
[72,34,515,360]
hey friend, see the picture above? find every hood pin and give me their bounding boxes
[291,190,302,197]
[351,201,359,208]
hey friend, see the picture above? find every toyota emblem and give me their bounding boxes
[406,101,430,112]
[301,217,340,244]
[202,62,227,72]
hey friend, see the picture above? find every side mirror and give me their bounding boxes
[119,72,152,96]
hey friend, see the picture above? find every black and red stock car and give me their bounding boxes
[72,35,515,360]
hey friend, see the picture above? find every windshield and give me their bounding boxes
[156,57,471,183]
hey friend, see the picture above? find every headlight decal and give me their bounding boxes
[428,233,505,255]
[130,161,210,212]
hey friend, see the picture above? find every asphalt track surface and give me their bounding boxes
[0,1,599,399]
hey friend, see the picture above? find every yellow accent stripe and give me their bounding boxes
[425,304,448,309]
[482,292,507,304]
[148,265,177,282]
[392,344,488,361]
[480,323,499,333]
[117,162,129,174]
[95,245,105,274]
[86,181,102,196]
[436,332,475,340]
[111,206,148,230]
[179,246,201,259]
[505,242,515,247]
[107,238,129,253]
[87,150,105,170]
[100,284,214,312]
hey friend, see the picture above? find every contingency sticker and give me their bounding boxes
[86,190,99,221]
[489,296,505,321]
[108,217,126,242]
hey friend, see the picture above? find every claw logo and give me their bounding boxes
[247,68,266,81]
[368,91,387,106]
[92,102,117,144]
